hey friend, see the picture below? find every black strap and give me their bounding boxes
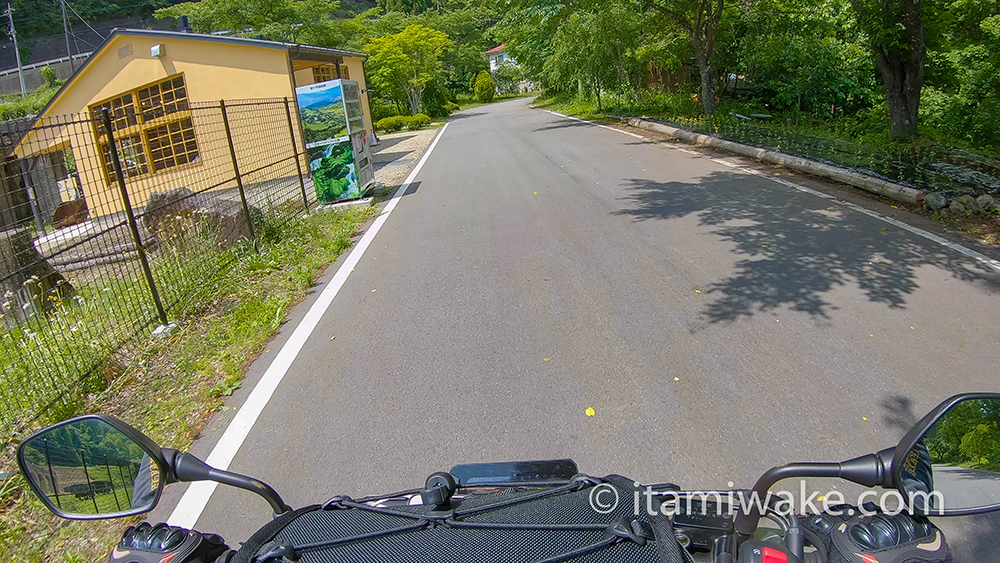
[231,505,321,563]
[602,475,688,563]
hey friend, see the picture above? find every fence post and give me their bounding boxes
[284,97,310,210]
[101,108,168,327]
[219,99,256,241]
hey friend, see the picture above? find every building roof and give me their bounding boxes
[10,28,368,156]
[485,44,506,55]
[117,28,368,60]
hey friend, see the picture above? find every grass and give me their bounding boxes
[0,203,376,562]
[455,91,539,112]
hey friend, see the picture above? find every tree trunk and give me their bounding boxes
[405,87,422,116]
[874,46,922,139]
[849,0,924,139]
[696,53,716,115]
[650,0,723,115]
[595,78,602,112]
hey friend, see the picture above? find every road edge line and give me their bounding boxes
[738,167,1000,272]
[536,106,1000,274]
[166,123,451,528]
[543,109,645,139]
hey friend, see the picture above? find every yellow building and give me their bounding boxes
[12,28,369,217]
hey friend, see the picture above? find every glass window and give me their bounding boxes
[90,74,199,181]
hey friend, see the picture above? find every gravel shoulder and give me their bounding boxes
[372,128,441,189]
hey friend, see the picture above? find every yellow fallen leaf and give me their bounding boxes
[870,334,875,337]
[910,326,914,330]
[881,227,888,231]
[694,289,701,293]
[817,495,826,502]
[371,289,377,292]
[330,336,336,340]
[534,191,539,195]
[543,358,551,362]
[585,407,595,417]
[674,377,680,382]
[862,416,868,421]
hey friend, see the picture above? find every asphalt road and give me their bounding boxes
[151,99,1000,559]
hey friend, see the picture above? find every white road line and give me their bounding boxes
[534,106,1000,274]
[543,109,646,139]
[166,123,451,529]
[545,110,1000,271]
[739,168,1000,272]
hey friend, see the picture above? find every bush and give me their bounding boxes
[40,66,57,87]
[445,101,461,113]
[420,80,453,119]
[376,115,408,133]
[376,114,432,133]
[370,97,401,122]
[474,71,495,103]
[405,113,431,130]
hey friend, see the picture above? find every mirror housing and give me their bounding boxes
[16,414,169,520]
[893,393,1000,516]
[18,414,290,519]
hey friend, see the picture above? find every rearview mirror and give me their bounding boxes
[16,415,167,520]
[894,393,1000,516]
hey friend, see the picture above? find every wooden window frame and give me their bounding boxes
[90,73,201,184]
[311,64,348,83]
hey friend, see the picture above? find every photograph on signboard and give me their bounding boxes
[297,82,349,145]
[308,140,360,202]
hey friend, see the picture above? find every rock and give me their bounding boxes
[142,187,197,237]
[0,227,73,327]
[925,192,948,210]
[976,194,996,212]
[957,194,979,214]
[142,188,257,250]
[949,198,969,215]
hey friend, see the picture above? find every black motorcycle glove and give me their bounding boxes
[801,507,952,563]
[109,522,234,563]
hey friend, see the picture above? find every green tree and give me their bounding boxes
[366,24,453,115]
[474,70,495,102]
[646,0,734,114]
[847,0,928,138]
[156,0,341,43]
[493,60,523,95]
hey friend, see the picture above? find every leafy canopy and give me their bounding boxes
[365,24,453,114]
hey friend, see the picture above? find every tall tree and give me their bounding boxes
[848,0,925,138]
[646,0,728,114]
[156,0,341,43]
[365,24,453,114]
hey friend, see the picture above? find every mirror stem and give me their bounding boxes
[162,449,290,516]
[733,451,891,539]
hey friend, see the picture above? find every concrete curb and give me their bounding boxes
[623,117,927,205]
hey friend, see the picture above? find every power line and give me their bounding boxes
[63,1,105,42]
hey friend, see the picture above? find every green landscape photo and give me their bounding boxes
[297,82,349,145]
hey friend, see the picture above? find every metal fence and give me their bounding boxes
[0,98,315,441]
[648,115,1000,197]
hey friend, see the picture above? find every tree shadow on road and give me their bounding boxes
[533,119,598,133]
[614,171,1000,324]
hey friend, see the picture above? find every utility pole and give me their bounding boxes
[61,0,74,73]
[5,3,25,95]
